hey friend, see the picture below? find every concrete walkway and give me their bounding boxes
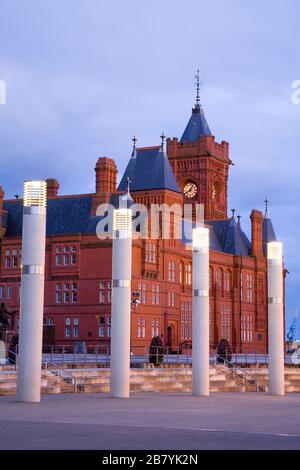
[1,392,300,450]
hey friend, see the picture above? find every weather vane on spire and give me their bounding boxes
[195,69,204,106]
[193,69,204,114]
[195,69,201,105]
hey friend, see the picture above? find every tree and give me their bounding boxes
[149,336,164,366]
[216,339,233,364]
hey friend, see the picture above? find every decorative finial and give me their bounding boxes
[231,208,236,219]
[132,136,137,150]
[160,133,166,151]
[237,214,241,224]
[126,177,131,195]
[131,136,137,158]
[264,197,270,218]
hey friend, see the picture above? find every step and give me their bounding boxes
[0,382,17,391]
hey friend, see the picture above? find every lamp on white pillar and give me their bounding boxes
[267,241,285,396]
[17,180,47,403]
[192,226,210,396]
[110,195,133,398]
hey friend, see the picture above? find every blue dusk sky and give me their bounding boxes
[0,0,299,333]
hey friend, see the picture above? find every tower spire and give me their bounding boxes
[181,70,212,141]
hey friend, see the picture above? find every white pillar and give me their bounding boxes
[267,241,285,396]
[192,227,210,396]
[110,207,132,398]
[17,181,47,403]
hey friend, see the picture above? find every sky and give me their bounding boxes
[0,0,299,334]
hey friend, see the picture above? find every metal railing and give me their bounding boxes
[42,344,111,365]
[42,361,77,393]
[41,344,296,367]
[215,353,264,392]
[7,350,18,370]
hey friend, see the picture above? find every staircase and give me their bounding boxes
[58,366,257,393]
[1,365,300,396]
[74,367,231,393]
[0,369,18,395]
[241,368,300,393]
[0,364,76,395]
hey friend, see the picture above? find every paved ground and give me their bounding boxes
[0,392,300,450]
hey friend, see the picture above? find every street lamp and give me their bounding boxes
[267,241,285,396]
[110,193,133,398]
[17,180,47,402]
[192,226,210,396]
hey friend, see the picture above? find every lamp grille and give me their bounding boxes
[24,180,47,207]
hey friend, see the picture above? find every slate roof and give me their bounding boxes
[181,220,223,252]
[118,147,180,193]
[180,104,212,142]
[262,215,277,256]
[2,197,253,258]
[181,216,251,256]
[206,217,251,256]
[2,196,97,237]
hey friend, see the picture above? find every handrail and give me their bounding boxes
[7,350,18,371]
[215,353,265,392]
[43,361,77,393]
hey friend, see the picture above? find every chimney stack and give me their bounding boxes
[95,157,117,197]
[46,178,59,198]
[250,209,263,257]
[92,157,118,213]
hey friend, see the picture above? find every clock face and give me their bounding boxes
[184,182,197,199]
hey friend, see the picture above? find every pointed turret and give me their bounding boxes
[262,198,277,256]
[180,70,212,142]
[118,136,180,194]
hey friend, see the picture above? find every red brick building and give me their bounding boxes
[0,95,280,353]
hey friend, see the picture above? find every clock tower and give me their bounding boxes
[167,77,231,221]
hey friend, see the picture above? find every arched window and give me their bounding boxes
[221,306,231,341]
[65,317,71,337]
[216,268,223,289]
[152,243,157,263]
[185,263,192,286]
[224,270,231,292]
[212,181,222,204]
[180,261,184,285]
